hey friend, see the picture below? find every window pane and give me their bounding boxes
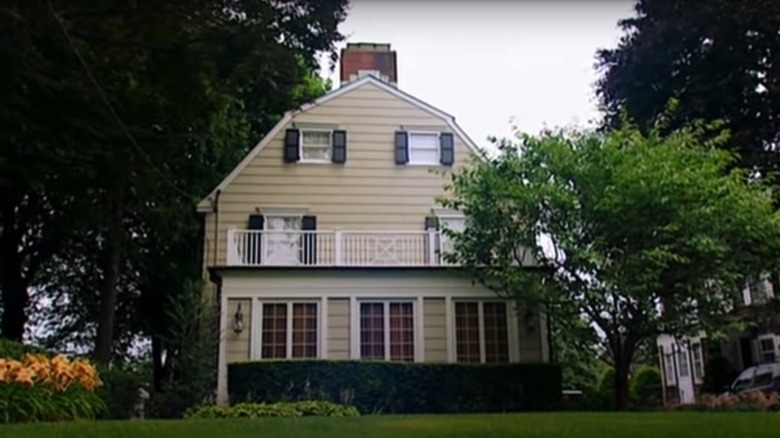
[262,304,287,358]
[389,302,414,362]
[455,302,480,363]
[292,303,318,358]
[302,146,331,161]
[360,303,385,360]
[409,148,438,164]
[302,131,331,161]
[760,338,776,363]
[678,350,690,377]
[691,343,704,380]
[409,133,438,164]
[484,302,509,363]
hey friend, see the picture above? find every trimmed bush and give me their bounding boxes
[184,401,360,419]
[228,360,561,414]
[702,354,738,394]
[96,364,149,419]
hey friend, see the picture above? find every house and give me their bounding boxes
[656,274,780,404]
[196,42,551,404]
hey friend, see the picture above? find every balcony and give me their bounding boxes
[226,229,457,267]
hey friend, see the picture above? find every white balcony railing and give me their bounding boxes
[226,229,457,267]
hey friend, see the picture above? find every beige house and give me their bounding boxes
[196,43,551,404]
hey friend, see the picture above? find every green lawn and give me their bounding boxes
[2,413,779,438]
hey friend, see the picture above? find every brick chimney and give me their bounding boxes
[340,42,398,86]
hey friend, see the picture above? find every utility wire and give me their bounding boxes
[48,1,197,200]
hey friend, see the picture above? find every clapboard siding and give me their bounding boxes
[203,81,473,266]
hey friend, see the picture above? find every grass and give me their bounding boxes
[2,412,779,438]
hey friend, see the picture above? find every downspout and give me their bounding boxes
[213,189,222,270]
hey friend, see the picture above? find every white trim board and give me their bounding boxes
[196,74,486,212]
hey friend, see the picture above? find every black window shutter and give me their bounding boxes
[332,130,347,164]
[247,214,265,265]
[440,132,455,166]
[300,215,317,265]
[284,129,300,163]
[395,131,409,164]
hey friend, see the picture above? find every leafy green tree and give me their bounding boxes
[440,120,780,409]
[596,0,780,180]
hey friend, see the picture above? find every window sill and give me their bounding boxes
[299,159,332,164]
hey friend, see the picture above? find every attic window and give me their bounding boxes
[300,130,331,162]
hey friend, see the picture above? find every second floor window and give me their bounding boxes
[408,132,439,165]
[301,130,332,162]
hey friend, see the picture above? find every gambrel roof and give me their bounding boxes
[196,74,482,212]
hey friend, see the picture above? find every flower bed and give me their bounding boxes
[0,353,104,423]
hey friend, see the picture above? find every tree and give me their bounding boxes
[1,0,348,365]
[596,0,780,180]
[439,120,780,409]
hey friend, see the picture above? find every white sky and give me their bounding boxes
[321,0,635,149]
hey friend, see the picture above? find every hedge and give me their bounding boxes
[228,360,561,414]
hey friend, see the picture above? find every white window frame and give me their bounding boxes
[299,129,332,163]
[252,299,321,360]
[452,300,512,364]
[407,131,440,165]
[757,334,777,364]
[357,300,416,362]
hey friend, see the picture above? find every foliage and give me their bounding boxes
[228,360,562,414]
[630,366,662,409]
[4,413,780,438]
[95,363,149,420]
[439,120,780,409]
[0,0,347,372]
[702,354,740,395]
[0,353,104,422]
[184,401,360,419]
[148,284,218,419]
[0,339,49,360]
[596,0,780,181]
[679,391,780,412]
[551,314,601,394]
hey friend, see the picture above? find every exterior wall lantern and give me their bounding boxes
[233,303,244,334]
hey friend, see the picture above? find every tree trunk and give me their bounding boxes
[0,195,27,341]
[612,336,638,411]
[93,196,123,365]
[613,355,632,410]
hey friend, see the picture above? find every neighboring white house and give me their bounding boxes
[657,275,779,404]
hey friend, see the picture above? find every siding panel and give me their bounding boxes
[327,298,350,359]
[424,297,447,362]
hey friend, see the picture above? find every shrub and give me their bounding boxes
[184,401,360,419]
[0,339,50,360]
[0,353,104,423]
[678,390,780,411]
[96,364,149,419]
[630,366,662,409]
[228,360,561,414]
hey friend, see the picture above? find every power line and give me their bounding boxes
[47,1,197,200]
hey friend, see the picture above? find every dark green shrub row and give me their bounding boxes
[184,401,359,419]
[228,360,562,414]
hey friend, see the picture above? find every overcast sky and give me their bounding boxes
[321,0,635,149]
